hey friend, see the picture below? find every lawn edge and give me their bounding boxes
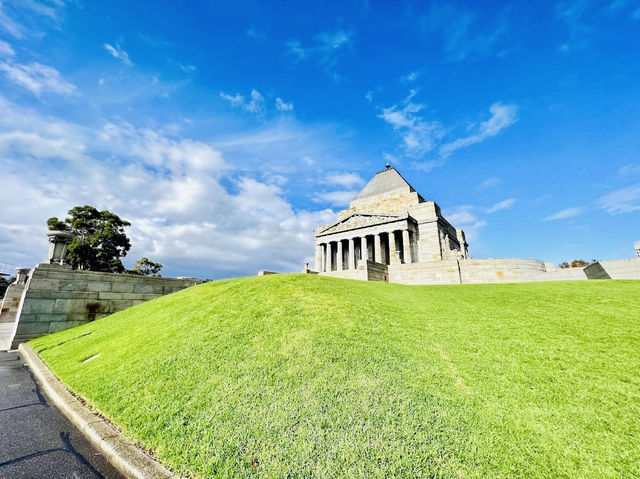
[18,342,181,479]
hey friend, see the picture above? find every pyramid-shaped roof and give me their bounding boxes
[352,166,416,201]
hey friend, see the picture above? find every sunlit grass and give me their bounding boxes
[31,275,640,478]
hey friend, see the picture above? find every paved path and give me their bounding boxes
[0,323,14,351]
[0,351,124,479]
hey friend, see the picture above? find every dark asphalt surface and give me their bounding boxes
[0,351,124,479]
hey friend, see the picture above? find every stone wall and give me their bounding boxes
[365,261,389,282]
[584,258,640,279]
[387,258,590,285]
[320,260,388,282]
[9,263,199,348]
[388,261,461,285]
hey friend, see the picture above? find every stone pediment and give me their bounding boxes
[317,214,402,236]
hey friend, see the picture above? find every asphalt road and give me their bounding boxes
[0,351,124,479]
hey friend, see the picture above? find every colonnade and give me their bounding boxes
[316,229,415,272]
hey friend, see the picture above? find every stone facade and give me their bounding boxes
[0,262,200,350]
[314,166,468,274]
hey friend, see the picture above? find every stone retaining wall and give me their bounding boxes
[9,263,200,348]
[584,258,640,279]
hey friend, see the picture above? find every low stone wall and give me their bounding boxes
[388,261,461,285]
[585,258,640,279]
[320,267,367,281]
[389,258,589,285]
[459,258,547,284]
[543,267,588,281]
[10,263,200,348]
[320,260,389,282]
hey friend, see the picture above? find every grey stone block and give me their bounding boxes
[54,299,85,314]
[28,278,61,290]
[35,313,67,323]
[98,292,125,300]
[16,322,50,335]
[132,283,154,293]
[110,282,135,293]
[87,282,112,292]
[22,299,56,314]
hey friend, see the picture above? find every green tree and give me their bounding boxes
[0,275,14,299]
[47,206,131,272]
[127,257,163,277]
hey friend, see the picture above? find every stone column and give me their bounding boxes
[402,230,411,264]
[374,234,382,264]
[336,240,343,270]
[348,238,355,269]
[315,244,322,272]
[326,242,333,271]
[361,236,367,264]
[320,244,326,272]
[390,231,401,265]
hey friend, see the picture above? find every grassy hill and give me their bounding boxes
[30,275,640,478]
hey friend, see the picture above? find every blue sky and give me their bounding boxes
[0,0,639,278]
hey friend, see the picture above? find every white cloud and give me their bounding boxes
[379,92,444,158]
[486,198,515,213]
[285,29,354,80]
[219,91,245,107]
[597,183,640,214]
[478,177,501,188]
[245,89,265,114]
[0,61,76,96]
[0,5,24,38]
[220,89,265,115]
[365,90,373,103]
[0,39,14,57]
[0,94,340,278]
[180,63,196,73]
[324,172,364,188]
[542,206,586,221]
[618,164,640,176]
[104,43,133,65]
[316,30,353,50]
[443,205,487,243]
[440,102,518,157]
[275,97,293,111]
[312,190,357,207]
[401,71,419,82]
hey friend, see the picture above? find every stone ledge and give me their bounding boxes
[19,343,180,479]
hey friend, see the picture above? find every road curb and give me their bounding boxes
[18,343,180,479]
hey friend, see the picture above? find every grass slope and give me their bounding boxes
[31,276,640,478]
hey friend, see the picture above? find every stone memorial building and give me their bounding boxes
[314,166,640,284]
[315,165,468,273]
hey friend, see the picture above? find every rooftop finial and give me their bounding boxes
[385,163,391,170]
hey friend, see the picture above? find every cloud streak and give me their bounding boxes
[104,43,133,65]
[440,102,518,157]
[542,206,585,221]
[286,29,354,80]
[378,91,444,158]
[0,61,77,96]
[597,182,640,214]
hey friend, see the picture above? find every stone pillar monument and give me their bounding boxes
[45,230,75,266]
[15,268,30,284]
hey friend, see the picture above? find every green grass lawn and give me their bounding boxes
[30,275,640,478]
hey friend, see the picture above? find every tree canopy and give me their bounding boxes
[47,206,131,273]
[127,257,163,277]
